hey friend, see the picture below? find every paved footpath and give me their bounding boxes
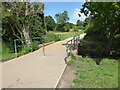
[1,34,85,88]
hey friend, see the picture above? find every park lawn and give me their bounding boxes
[53,30,85,40]
[69,56,118,88]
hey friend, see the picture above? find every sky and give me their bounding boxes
[44,2,87,24]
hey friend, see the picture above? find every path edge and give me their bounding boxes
[54,64,67,88]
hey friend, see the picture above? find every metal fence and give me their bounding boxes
[14,37,45,57]
[65,35,80,62]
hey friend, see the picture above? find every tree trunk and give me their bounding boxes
[22,2,31,45]
[23,24,31,44]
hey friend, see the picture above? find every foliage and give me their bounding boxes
[44,32,60,43]
[76,20,84,30]
[45,15,55,31]
[55,24,64,32]
[1,2,46,61]
[2,2,45,53]
[30,14,46,38]
[78,34,120,59]
[55,11,69,24]
[63,22,71,32]
[80,2,120,56]
[76,20,83,26]
[72,26,79,32]
[55,11,70,32]
[71,57,118,88]
[1,42,40,62]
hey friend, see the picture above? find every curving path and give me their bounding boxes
[1,33,86,88]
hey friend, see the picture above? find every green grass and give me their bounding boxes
[1,42,39,62]
[67,60,74,65]
[57,31,85,40]
[67,53,77,65]
[1,46,35,62]
[44,32,60,43]
[71,56,118,88]
[44,31,85,43]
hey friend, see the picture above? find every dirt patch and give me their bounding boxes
[56,59,83,88]
[56,49,84,88]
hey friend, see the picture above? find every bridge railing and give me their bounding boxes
[14,37,45,58]
[65,35,80,62]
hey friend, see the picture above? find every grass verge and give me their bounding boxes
[70,56,118,88]
[67,53,77,65]
[1,46,36,62]
[52,30,85,40]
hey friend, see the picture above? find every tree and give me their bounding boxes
[73,26,79,32]
[2,2,45,51]
[55,11,69,24]
[80,2,120,55]
[45,15,55,31]
[76,20,85,30]
[63,22,71,32]
[55,11,69,32]
[76,20,83,26]
[30,15,45,39]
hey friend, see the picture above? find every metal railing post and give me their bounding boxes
[66,42,68,59]
[65,34,82,63]
[73,36,75,50]
[70,40,72,52]
[42,37,45,57]
[76,36,78,49]
[14,40,17,58]
[76,35,79,50]
[30,39,33,52]
[43,43,45,56]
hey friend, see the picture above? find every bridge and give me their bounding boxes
[1,33,85,88]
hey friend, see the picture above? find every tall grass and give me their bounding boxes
[1,42,39,62]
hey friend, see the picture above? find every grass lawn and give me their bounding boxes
[53,30,85,40]
[68,56,118,88]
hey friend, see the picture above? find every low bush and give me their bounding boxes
[44,32,60,43]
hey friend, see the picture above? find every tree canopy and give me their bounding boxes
[45,15,55,31]
[54,11,70,32]
[2,2,45,51]
[80,2,120,56]
[55,11,69,24]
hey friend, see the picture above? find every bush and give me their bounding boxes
[44,32,60,43]
[72,26,78,32]
[2,43,10,54]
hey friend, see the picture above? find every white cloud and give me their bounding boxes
[73,8,87,22]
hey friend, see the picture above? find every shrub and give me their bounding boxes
[44,32,60,43]
[72,26,79,32]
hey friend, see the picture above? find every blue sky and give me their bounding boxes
[44,2,86,24]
